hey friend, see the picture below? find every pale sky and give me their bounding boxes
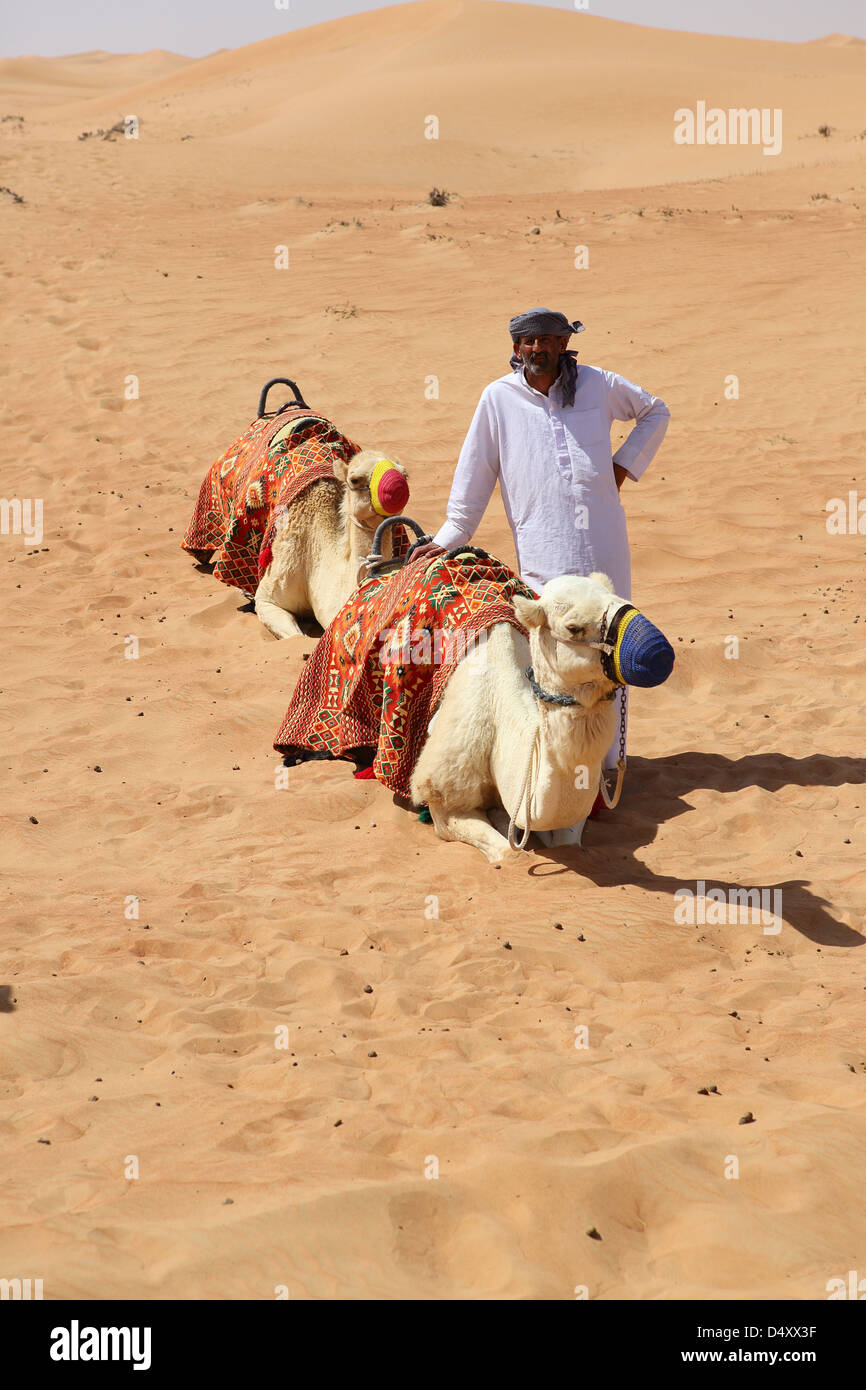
[2,0,864,60]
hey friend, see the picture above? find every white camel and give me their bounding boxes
[410,572,625,863]
[254,449,409,638]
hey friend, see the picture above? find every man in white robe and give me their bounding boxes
[412,308,670,784]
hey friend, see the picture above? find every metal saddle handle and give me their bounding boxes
[358,515,427,583]
[257,377,311,418]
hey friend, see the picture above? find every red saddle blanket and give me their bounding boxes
[182,407,360,595]
[273,548,536,798]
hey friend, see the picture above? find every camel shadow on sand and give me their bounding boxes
[527,751,865,947]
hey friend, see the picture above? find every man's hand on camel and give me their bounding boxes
[408,539,447,563]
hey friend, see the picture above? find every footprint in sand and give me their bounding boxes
[3,1036,85,1085]
[188,595,254,629]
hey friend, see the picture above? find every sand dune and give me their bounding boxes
[7,1,866,190]
[813,33,866,47]
[1,0,864,1300]
[0,50,192,107]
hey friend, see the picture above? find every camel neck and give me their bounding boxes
[522,667,613,770]
[340,503,392,565]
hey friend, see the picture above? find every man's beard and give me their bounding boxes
[527,353,555,373]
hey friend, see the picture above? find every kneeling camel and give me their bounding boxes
[255,448,409,639]
[410,572,630,863]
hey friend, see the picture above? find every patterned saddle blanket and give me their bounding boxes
[182,407,360,596]
[273,548,536,798]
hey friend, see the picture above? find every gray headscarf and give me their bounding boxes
[508,308,585,406]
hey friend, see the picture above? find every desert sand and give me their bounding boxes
[1,0,865,1300]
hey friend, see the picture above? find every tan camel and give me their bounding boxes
[409,572,626,863]
[255,449,409,638]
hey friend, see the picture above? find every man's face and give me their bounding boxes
[515,333,569,378]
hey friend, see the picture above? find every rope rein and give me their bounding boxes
[507,726,540,851]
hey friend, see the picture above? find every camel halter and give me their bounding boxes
[589,604,629,809]
[506,648,628,851]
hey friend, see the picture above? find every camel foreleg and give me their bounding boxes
[254,568,305,639]
[426,800,525,865]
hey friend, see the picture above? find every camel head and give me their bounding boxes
[333,449,410,532]
[512,572,624,706]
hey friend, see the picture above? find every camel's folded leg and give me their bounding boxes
[427,801,524,865]
[254,573,304,639]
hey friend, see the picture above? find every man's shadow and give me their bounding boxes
[529,751,865,947]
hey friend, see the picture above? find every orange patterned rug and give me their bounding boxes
[274,548,536,798]
[182,407,360,595]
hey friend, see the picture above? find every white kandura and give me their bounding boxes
[432,363,671,769]
[433,363,670,600]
